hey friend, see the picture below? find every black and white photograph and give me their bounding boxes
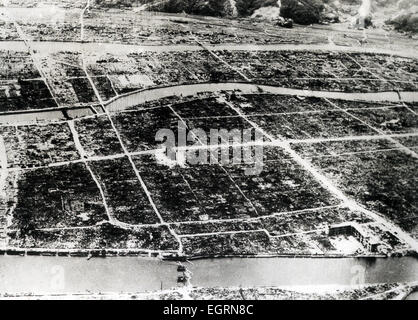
[0,0,417,304]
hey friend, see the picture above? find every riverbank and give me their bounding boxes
[405,288,418,300]
[1,40,417,58]
[1,282,417,300]
[1,81,417,125]
[1,246,416,260]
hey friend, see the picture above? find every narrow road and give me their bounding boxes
[80,0,90,42]
[324,98,418,159]
[81,58,184,254]
[68,120,115,225]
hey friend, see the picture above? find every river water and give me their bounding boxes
[0,255,416,295]
[1,40,416,59]
[105,82,412,114]
[406,291,418,300]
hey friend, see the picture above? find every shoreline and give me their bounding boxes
[0,40,416,59]
[1,247,416,260]
[1,282,417,300]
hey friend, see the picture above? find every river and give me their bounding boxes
[1,40,416,59]
[406,290,418,300]
[0,255,416,295]
[105,83,416,115]
[4,82,417,125]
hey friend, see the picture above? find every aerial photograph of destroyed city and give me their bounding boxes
[0,0,416,301]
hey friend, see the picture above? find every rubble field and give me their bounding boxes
[0,4,416,260]
[0,90,416,257]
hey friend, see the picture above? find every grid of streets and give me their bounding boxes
[0,1,417,259]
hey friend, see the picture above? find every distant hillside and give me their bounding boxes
[93,0,329,23]
[92,0,418,31]
[385,0,418,33]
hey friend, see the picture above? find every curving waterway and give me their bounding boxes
[2,82,418,125]
[0,255,416,295]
